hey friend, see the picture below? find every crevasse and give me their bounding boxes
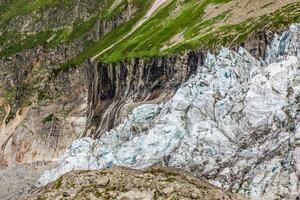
[38,24,300,200]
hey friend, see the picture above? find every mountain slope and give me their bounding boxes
[88,0,300,63]
[1,1,300,200]
[1,0,300,67]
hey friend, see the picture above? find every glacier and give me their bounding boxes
[38,24,300,200]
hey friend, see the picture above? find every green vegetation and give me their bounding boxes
[98,1,300,62]
[56,0,155,73]
[62,0,232,66]
[0,0,154,66]
[0,0,148,56]
[165,2,300,55]
[42,113,55,123]
[37,196,46,200]
[95,191,102,198]
[165,176,176,183]
[0,30,53,57]
[101,0,232,61]
[0,0,300,71]
[54,176,63,189]
[0,16,98,57]
[0,0,62,26]
[56,0,300,72]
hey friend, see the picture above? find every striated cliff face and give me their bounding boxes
[85,52,203,137]
[0,55,87,165]
[38,24,300,200]
[85,30,276,138]
[0,44,89,165]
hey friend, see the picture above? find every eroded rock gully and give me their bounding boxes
[85,52,203,137]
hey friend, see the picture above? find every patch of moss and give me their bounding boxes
[37,90,53,102]
[165,176,176,183]
[54,176,63,189]
[36,196,46,200]
[95,191,102,198]
[42,113,55,124]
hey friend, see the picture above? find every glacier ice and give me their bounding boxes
[38,24,300,200]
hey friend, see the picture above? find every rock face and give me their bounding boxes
[0,64,88,166]
[30,167,247,200]
[85,52,203,137]
[0,0,138,166]
[38,24,300,200]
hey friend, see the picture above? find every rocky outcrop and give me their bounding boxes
[0,0,138,166]
[85,51,203,137]
[38,24,300,200]
[0,65,87,166]
[30,167,247,200]
[233,31,274,60]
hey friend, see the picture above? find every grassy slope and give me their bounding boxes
[97,0,300,63]
[0,0,300,67]
[0,0,147,57]
[61,0,300,68]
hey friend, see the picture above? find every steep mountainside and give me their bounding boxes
[1,0,300,200]
[0,0,142,166]
[0,1,300,165]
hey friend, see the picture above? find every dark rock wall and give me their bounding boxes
[85,51,204,137]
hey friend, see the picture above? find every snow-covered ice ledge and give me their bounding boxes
[38,24,300,200]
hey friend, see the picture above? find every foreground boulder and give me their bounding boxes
[29,167,246,200]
